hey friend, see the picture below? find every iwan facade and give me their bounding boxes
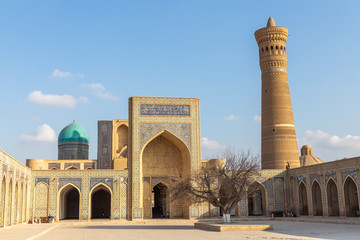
[1,17,360,227]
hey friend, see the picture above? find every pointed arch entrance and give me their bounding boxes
[90,184,111,219]
[299,182,308,215]
[141,130,190,219]
[59,184,80,220]
[327,178,339,216]
[152,182,168,218]
[344,177,359,217]
[312,181,323,216]
[248,182,267,216]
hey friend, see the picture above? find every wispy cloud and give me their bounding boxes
[19,124,57,143]
[301,130,360,150]
[201,137,225,150]
[82,83,118,100]
[224,114,238,121]
[253,115,261,123]
[28,90,88,108]
[50,69,84,79]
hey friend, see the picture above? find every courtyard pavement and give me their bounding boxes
[1,217,360,240]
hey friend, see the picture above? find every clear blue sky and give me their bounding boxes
[1,0,360,163]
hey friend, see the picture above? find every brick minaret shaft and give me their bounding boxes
[255,17,300,169]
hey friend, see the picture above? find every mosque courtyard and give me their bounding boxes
[1,218,360,240]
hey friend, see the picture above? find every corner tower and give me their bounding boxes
[255,17,300,169]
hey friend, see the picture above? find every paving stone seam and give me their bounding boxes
[25,225,59,240]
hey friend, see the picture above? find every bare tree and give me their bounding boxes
[170,149,260,223]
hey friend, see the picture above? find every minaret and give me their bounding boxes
[255,17,300,169]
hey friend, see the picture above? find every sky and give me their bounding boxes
[1,0,360,164]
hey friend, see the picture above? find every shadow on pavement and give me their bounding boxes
[77,225,194,230]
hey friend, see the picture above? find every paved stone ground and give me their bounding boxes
[0,223,57,240]
[2,218,360,240]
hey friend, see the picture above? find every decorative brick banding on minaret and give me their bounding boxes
[255,17,300,169]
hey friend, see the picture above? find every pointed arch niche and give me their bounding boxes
[312,180,323,216]
[14,183,18,224]
[326,178,339,216]
[141,130,190,219]
[0,177,6,227]
[298,182,308,216]
[116,124,128,157]
[6,179,12,225]
[34,182,49,219]
[343,176,359,217]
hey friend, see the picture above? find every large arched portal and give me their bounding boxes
[91,185,111,219]
[59,185,80,220]
[141,130,190,219]
[299,182,308,216]
[344,177,359,217]
[312,181,323,216]
[152,183,168,218]
[248,182,267,216]
[327,179,339,216]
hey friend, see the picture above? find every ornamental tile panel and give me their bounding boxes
[48,163,60,170]
[310,173,321,184]
[58,178,82,190]
[64,163,80,169]
[90,178,113,190]
[325,170,337,183]
[139,123,191,150]
[341,168,357,182]
[297,175,306,185]
[140,104,190,116]
[35,178,49,185]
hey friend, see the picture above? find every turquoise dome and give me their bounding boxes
[58,122,89,144]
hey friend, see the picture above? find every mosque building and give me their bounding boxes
[0,17,359,227]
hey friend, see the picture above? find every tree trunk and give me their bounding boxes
[222,212,231,223]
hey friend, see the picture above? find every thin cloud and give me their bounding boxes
[201,137,225,150]
[19,124,57,143]
[301,130,360,150]
[82,83,118,101]
[28,90,88,108]
[224,114,238,121]
[50,69,84,79]
[253,115,261,123]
